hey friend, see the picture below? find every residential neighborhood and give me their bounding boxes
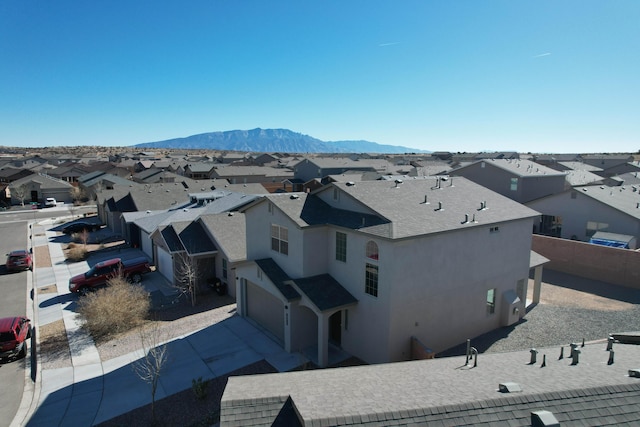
[1,147,640,426]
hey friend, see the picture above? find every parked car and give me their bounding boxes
[5,249,32,272]
[44,197,57,207]
[0,316,31,360]
[68,257,152,295]
[62,221,103,234]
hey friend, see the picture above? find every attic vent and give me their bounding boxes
[531,410,560,427]
[183,208,189,212]
[346,181,355,186]
[228,212,235,216]
[499,382,522,393]
[629,369,640,378]
[290,194,300,200]
[146,210,151,214]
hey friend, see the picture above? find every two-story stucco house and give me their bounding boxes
[234,177,540,366]
[451,159,567,204]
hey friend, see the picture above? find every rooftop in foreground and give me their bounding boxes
[221,337,640,426]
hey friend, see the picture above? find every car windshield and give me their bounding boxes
[84,267,96,278]
[0,331,16,341]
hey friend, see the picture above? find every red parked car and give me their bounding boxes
[5,250,33,272]
[0,316,31,360]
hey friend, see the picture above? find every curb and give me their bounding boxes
[10,221,43,427]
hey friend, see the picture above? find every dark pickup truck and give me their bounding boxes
[68,257,152,295]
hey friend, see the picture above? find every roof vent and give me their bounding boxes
[394,179,403,188]
[228,212,234,216]
[421,195,430,204]
[461,214,469,224]
[629,369,640,378]
[346,181,355,186]
[434,202,443,211]
[498,382,522,393]
[531,410,560,427]
[290,194,300,200]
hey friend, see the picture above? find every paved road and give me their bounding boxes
[0,221,29,427]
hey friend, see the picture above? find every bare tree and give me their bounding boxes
[11,184,29,206]
[132,323,168,424]
[174,252,200,307]
[70,186,86,205]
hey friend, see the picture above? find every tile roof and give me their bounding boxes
[221,341,640,426]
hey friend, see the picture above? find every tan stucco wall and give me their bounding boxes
[532,235,640,289]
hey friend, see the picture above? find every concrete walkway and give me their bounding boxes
[12,220,316,426]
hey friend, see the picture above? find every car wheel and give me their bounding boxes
[18,343,26,359]
[131,273,142,284]
[79,287,90,296]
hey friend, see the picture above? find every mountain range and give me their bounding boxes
[134,128,428,154]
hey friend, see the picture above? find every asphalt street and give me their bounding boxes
[0,220,29,427]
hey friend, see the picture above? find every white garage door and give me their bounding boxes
[246,282,284,343]
[157,247,174,284]
[141,231,153,259]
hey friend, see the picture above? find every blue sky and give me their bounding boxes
[1,1,638,153]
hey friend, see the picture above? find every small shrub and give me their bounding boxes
[66,246,87,262]
[77,276,150,341]
[192,377,210,400]
[67,242,77,249]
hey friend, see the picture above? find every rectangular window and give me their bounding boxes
[335,232,347,262]
[271,224,289,255]
[365,263,379,297]
[222,258,228,279]
[510,177,518,191]
[490,226,500,234]
[487,288,496,314]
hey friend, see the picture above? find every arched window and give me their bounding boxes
[366,241,379,260]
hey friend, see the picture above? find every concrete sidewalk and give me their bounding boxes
[14,221,307,426]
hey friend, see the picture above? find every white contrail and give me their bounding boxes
[379,42,400,47]
[533,52,551,58]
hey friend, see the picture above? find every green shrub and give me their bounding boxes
[192,377,210,400]
[77,276,150,341]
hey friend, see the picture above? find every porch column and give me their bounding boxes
[317,312,329,368]
[283,304,291,353]
[236,278,246,317]
[532,265,543,304]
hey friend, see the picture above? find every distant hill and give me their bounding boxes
[134,128,428,154]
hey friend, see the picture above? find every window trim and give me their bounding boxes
[335,231,347,262]
[365,263,379,297]
[271,224,289,255]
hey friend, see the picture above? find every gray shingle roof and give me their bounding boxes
[576,185,640,220]
[293,274,357,312]
[160,226,184,252]
[255,258,300,301]
[331,177,540,239]
[221,340,640,426]
[173,220,217,255]
[198,213,247,262]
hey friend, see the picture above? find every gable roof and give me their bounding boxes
[329,178,539,239]
[198,213,247,262]
[255,258,300,301]
[574,185,640,220]
[457,159,566,178]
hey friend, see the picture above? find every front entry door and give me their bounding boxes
[329,311,341,346]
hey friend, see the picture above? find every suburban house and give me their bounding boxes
[234,177,540,367]
[123,191,260,291]
[184,163,216,179]
[450,159,567,204]
[9,173,74,205]
[527,185,640,243]
[210,165,294,185]
[291,157,380,182]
